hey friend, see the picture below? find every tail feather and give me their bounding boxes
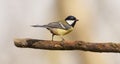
[31,25,47,27]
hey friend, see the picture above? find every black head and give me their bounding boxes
[65,15,79,21]
[65,15,79,27]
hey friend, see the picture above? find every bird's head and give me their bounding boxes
[65,15,79,27]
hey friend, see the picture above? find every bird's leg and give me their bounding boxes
[60,36,65,43]
[60,35,65,46]
[52,34,54,41]
[62,37,65,41]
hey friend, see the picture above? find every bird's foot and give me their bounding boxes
[60,38,65,43]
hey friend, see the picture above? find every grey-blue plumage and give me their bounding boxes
[32,22,71,30]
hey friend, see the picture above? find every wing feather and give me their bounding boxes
[47,22,71,30]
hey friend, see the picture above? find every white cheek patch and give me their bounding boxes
[66,20,75,25]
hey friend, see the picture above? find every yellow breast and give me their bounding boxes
[51,27,73,36]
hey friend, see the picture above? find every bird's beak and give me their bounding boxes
[76,19,79,21]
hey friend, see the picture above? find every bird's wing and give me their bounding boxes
[47,22,63,28]
[47,22,71,30]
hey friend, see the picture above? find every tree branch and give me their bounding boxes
[14,38,120,53]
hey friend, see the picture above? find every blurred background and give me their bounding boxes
[0,0,120,64]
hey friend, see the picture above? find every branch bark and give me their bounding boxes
[14,38,120,53]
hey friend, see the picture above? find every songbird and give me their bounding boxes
[32,15,79,41]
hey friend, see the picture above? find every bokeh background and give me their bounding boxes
[0,0,120,64]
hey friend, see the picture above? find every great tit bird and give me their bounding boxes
[32,15,79,41]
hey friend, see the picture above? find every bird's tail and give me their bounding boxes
[31,25,47,28]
